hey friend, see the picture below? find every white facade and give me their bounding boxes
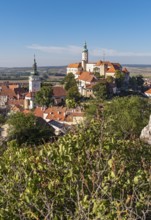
[86,63,95,72]
[29,75,41,92]
[82,42,88,71]
[67,67,82,77]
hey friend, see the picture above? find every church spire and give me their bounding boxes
[83,41,88,52]
[32,55,38,75]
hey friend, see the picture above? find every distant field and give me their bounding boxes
[0,65,151,80]
[124,65,151,78]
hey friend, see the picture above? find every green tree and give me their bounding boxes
[7,112,54,146]
[93,81,108,100]
[35,86,53,107]
[136,75,144,87]
[129,75,144,92]
[114,70,125,89]
[129,76,137,91]
[65,98,76,108]
[66,85,81,101]
[106,75,114,83]
[62,72,77,91]
[0,114,6,124]
[104,96,151,139]
[84,100,103,120]
[93,67,100,79]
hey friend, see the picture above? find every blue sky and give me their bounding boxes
[0,0,151,67]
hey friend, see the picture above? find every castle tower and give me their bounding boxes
[29,55,41,92]
[82,42,88,71]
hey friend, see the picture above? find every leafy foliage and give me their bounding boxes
[65,98,76,108]
[93,81,108,100]
[104,96,151,139]
[62,72,77,91]
[0,114,6,124]
[35,86,53,107]
[7,112,54,146]
[114,70,125,88]
[66,85,81,101]
[63,72,81,103]
[129,75,144,92]
[1,120,151,219]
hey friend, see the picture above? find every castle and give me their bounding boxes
[67,42,129,97]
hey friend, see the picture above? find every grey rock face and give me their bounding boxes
[140,115,151,145]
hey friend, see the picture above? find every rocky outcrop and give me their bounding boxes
[140,115,151,145]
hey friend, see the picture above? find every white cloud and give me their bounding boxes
[27,44,151,58]
[91,48,151,57]
[27,44,82,55]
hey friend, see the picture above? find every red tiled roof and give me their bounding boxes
[45,106,66,121]
[44,106,66,114]
[96,60,104,66]
[53,86,67,97]
[145,89,151,94]
[0,85,17,99]
[106,67,116,73]
[22,109,31,114]
[34,107,45,118]
[78,72,97,83]
[34,106,67,121]
[7,99,24,106]
[9,84,19,90]
[68,63,82,68]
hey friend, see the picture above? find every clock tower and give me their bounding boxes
[29,56,41,92]
[82,42,88,71]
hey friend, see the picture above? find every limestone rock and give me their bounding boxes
[140,115,151,145]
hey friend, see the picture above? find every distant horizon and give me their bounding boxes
[1,63,151,69]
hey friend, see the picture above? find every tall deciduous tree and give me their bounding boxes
[62,72,77,91]
[35,86,53,107]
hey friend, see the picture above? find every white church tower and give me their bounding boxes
[24,56,41,110]
[29,55,41,92]
[82,42,88,71]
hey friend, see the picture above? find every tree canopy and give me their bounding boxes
[35,86,53,107]
[66,85,81,101]
[93,81,108,100]
[62,72,77,91]
[104,95,151,139]
[62,72,81,103]
[7,112,54,146]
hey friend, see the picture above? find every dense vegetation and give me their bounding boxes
[1,95,151,219]
[35,86,53,107]
[7,112,54,146]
